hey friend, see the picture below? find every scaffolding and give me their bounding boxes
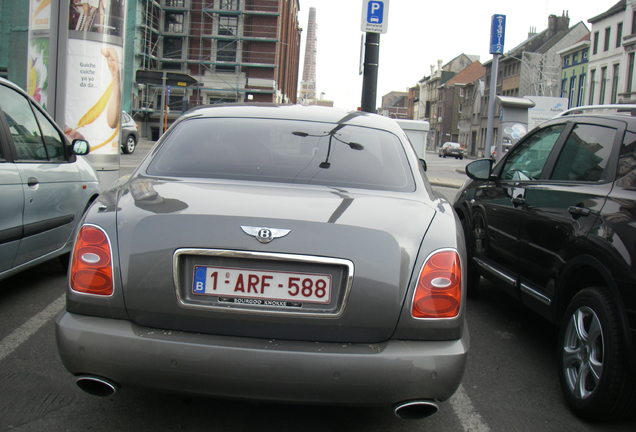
[135,0,281,114]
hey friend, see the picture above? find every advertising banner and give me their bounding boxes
[64,0,124,156]
[27,0,52,109]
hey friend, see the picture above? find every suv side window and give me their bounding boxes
[500,124,565,181]
[0,84,48,161]
[616,131,636,189]
[551,124,616,182]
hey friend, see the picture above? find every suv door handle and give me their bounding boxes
[27,177,39,187]
[568,206,591,217]
[512,196,526,207]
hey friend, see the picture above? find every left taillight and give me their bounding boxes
[70,225,113,296]
[411,250,461,319]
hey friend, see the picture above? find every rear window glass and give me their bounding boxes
[147,118,415,192]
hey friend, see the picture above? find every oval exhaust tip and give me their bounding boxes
[76,376,118,397]
[394,400,439,420]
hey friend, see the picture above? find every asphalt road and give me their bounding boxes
[1,144,635,431]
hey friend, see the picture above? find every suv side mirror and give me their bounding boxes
[465,159,493,180]
[72,139,90,155]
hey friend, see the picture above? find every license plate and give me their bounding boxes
[192,265,332,305]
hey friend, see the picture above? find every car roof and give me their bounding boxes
[178,104,406,135]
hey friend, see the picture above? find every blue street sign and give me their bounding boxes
[490,14,506,55]
[361,0,389,34]
[367,1,384,24]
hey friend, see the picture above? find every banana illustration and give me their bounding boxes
[33,0,51,21]
[76,81,113,129]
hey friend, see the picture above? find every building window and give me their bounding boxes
[563,56,569,67]
[593,31,599,54]
[218,0,240,10]
[633,10,636,34]
[611,64,620,103]
[589,69,596,104]
[216,40,237,71]
[569,76,576,108]
[583,49,588,61]
[165,0,185,6]
[617,22,623,47]
[163,37,182,59]
[627,52,635,93]
[577,74,585,107]
[561,78,568,98]
[164,13,184,33]
[600,66,608,103]
[218,16,238,36]
[604,27,611,51]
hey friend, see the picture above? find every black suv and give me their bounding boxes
[453,110,636,421]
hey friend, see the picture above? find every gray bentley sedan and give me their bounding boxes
[55,104,468,419]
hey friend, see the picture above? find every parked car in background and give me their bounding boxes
[438,141,465,159]
[0,77,99,282]
[56,105,468,419]
[120,111,138,154]
[453,109,636,421]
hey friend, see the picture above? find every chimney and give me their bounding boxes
[437,59,443,72]
[528,26,537,39]
[548,12,570,36]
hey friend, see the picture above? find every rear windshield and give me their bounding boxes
[147,117,415,192]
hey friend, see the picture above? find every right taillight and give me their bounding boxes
[70,225,113,296]
[411,250,461,319]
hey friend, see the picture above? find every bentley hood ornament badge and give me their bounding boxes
[241,226,291,244]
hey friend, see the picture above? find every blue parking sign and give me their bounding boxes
[367,1,384,24]
[361,0,389,33]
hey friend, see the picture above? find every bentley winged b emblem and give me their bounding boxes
[241,226,291,244]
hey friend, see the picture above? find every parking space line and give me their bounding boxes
[450,384,491,432]
[0,294,65,362]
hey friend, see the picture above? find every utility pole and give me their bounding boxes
[360,1,389,113]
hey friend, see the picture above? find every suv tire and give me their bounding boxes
[558,288,636,420]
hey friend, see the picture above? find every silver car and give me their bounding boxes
[56,105,468,419]
[0,78,99,281]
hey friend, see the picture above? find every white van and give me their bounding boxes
[396,119,430,161]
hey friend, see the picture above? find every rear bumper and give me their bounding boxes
[56,312,468,406]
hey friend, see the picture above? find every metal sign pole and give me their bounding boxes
[485,53,500,159]
[361,32,380,113]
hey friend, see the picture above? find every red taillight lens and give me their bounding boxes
[411,250,461,318]
[70,225,113,296]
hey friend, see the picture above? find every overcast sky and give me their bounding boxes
[297,0,620,109]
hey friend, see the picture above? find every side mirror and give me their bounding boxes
[72,139,90,155]
[419,158,427,172]
[465,159,493,180]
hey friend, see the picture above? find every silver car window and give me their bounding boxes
[0,84,48,161]
[33,107,66,162]
[147,118,415,192]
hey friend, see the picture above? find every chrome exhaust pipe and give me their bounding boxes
[394,400,439,419]
[75,375,118,397]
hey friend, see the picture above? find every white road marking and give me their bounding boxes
[450,384,491,432]
[0,294,65,362]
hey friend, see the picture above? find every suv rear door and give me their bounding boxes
[517,118,624,316]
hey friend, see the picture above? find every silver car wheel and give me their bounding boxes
[562,306,604,400]
[125,135,136,153]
